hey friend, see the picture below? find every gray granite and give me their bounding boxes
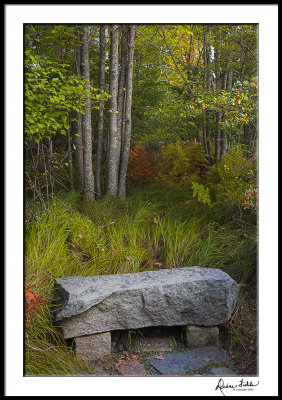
[148,347,230,375]
[53,267,240,339]
[208,366,237,376]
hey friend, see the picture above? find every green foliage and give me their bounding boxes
[209,146,257,206]
[185,77,258,138]
[192,182,211,206]
[162,142,190,177]
[156,141,209,184]
[25,49,110,145]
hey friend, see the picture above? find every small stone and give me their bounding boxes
[184,325,219,348]
[74,332,111,362]
[115,359,147,376]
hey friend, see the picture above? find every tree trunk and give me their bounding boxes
[243,124,255,158]
[117,27,128,153]
[220,54,233,159]
[214,112,222,164]
[81,25,95,201]
[220,124,229,158]
[203,31,212,164]
[96,24,106,199]
[75,30,84,190]
[107,24,120,197]
[118,25,136,198]
[67,118,74,189]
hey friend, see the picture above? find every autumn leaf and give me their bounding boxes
[115,361,122,368]
[153,262,163,268]
[154,354,165,360]
[26,290,35,300]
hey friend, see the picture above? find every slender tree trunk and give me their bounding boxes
[75,31,84,190]
[220,58,233,159]
[214,112,222,163]
[220,124,229,158]
[203,32,212,163]
[202,118,208,156]
[96,24,106,199]
[107,24,120,197]
[243,124,255,158]
[117,27,128,152]
[81,25,95,201]
[67,118,74,189]
[118,25,136,198]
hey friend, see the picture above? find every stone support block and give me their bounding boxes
[184,325,219,348]
[74,331,111,362]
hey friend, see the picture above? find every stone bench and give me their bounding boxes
[53,266,240,362]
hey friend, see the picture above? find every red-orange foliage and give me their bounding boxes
[25,283,45,327]
[127,145,156,185]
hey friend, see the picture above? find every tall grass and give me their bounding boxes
[24,185,257,375]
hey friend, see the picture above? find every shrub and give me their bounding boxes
[209,146,257,207]
[25,283,45,327]
[126,145,156,185]
[156,140,209,184]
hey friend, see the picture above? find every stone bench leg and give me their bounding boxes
[184,325,219,348]
[74,331,111,363]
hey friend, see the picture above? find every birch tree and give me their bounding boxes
[81,25,95,201]
[107,24,120,197]
[118,25,136,198]
[96,24,106,199]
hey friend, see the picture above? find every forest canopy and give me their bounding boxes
[24,24,258,202]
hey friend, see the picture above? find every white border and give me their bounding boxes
[5,4,278,397]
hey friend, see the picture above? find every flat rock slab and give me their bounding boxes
[115,359,147,376]
[53,266,239,339]
[148,347,230,375]
[208,366,237,376]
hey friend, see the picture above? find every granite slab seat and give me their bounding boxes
[53,266,240,339]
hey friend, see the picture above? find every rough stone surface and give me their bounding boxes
[184,325,219,348]
[74,332,111,362]
[53,266,239,339]
[148,347,230,375]
[128,336,174,354]
[208,366,237,376]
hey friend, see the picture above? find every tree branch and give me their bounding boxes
[160,27,193,94]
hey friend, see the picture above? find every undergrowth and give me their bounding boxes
[24,185,257,376]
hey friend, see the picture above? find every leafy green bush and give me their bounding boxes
[157,140,209,184]
[209,146,257,207]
